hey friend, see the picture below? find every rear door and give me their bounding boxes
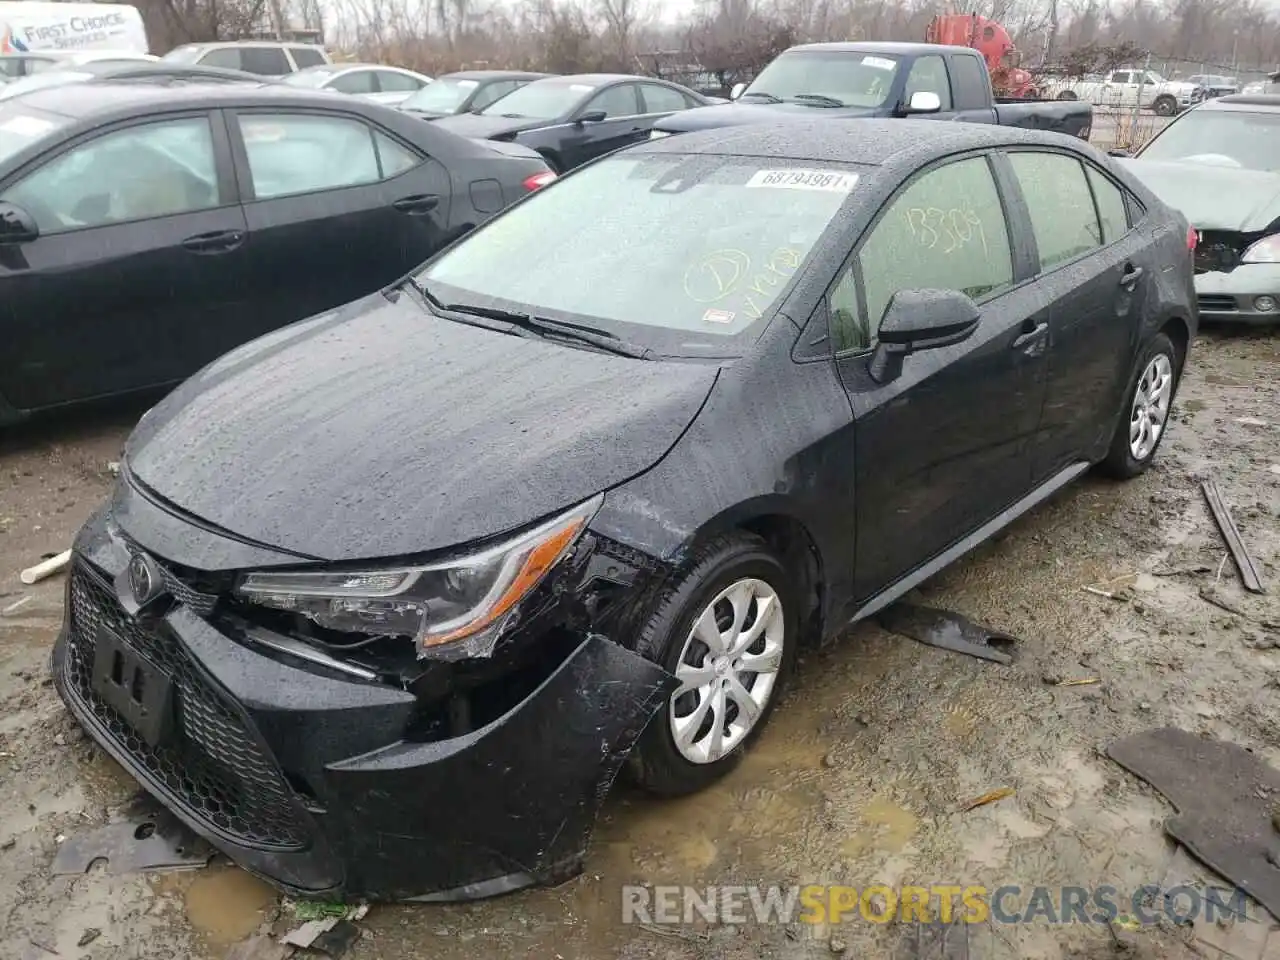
[999,149,1150,480]
[0,111,248,409]
[831,153,1051,601]
[560,82,645,169]
[227,108,451,326]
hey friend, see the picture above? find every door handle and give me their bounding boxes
[1011,320,1049,352]
[393,194,440,215]
[181,230,244,254]
[1120,265,1145,288]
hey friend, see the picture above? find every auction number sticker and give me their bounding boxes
[745,169,859,192]
[862,56,897,70]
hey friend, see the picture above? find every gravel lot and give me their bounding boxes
[1,327,1277,960]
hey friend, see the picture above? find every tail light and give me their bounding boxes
[523,171,557,191]
[1187,225,1199,251]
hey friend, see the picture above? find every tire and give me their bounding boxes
[1154,95,1177,117]
[1098,331,1183,480]
[1057,90,1077,101]
[627,533,800,797]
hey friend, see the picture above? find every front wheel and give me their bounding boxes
[1098,331,1183,479]
[627,534,799,796]
[1057,90,1077,100]
[1154,95,1177,117]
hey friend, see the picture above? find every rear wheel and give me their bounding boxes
[1098,331,1183,479]
[627,534,799,796]
[1154,95,1177,116]
[1057,90,1077,100]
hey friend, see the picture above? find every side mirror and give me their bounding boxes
[576,109,607,124]
[729,82,746,100]
[869,289,980,384]
[903,91,942,114]
[0,200,38,244]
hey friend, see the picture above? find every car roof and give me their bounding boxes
[533,73,650,85]
[444,70,552,81]
[639,117,1097,167]
[8,81,375,119]
[304,62,398,72]
[1200,93,1280,111]
[174,40,323,49]
[783,41,976,56]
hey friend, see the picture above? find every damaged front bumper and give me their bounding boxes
[51,507,676,902]
[1195,264,1280,324]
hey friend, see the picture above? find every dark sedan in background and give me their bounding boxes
[399,69,552,118]
[0,82,554,423]
[0,61,264,102]
[53,119,1195,902]
[1115,93,1280,324]
[430,72,711,171]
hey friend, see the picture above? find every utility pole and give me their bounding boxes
[1130,49,1149,131]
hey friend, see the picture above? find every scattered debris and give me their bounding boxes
[282,917,339,949]
[77,928,101,948]
[289,901,366,922]
[1235,417,1268,427]
[1082,585,1127,601]
[637,923,711,943]
[1202,479,1266,594]
[312,920,362,958]
[225,934,291,960]
[51,798,215,876]
[960,787,1014,812]
[106,461,120,476]
[19,549,71,586]
[1054,677,1101,687]
[1108,727,1280,922]
[828,935,848,953]
[1153,564,1213,577]
[1199,586,1247,617]
[878,604,1016,665]
[1,596,32,616]
[2,838,15,850]
[899,917,972,958]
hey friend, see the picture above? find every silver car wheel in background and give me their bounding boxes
[1130,353,1174,461]
[669,577,785,764]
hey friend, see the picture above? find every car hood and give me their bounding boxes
[124,293,719,563]
[655,101,878,134]
[429,112,548,140]
[1117,158,1280,231]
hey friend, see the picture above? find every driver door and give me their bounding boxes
[0,112,247,410]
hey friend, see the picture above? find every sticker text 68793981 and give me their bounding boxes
[745,169,859,193]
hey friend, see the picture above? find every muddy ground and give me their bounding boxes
[1,328,1277,960]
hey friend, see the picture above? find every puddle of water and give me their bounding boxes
[180,865,278,948]
[841,797,919,857]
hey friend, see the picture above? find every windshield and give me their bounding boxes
[0,105,69,164]
[1139,110,1280,171]
[162,46,203,64]
[282,66,340,88]
[478,79,592,119]
[403,77,479,113]
[743,51,900,107]
[418,154,861,354]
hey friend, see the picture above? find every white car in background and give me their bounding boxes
[1043,68,1205,116]
[282,62,432,106]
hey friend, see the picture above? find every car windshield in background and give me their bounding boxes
[743,51,901,108]
[1139,111,1280,171]
[477,79,592,119]
[282,67,341,87]
[0,106,69,164]
[403,77,477,112]
[419,153,862,353]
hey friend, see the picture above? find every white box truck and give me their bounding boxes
[0,2,148,56]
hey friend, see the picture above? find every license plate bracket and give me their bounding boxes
[91,627,174,748]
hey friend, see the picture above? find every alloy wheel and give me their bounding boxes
[669,577,785,764]
[1129,352,1174,461]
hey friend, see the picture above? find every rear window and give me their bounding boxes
[0,106,70,164]
[419,154,863,352]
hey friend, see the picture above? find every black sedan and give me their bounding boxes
[430,72,710,171]
[0,61,265,101]
[399,69,553,118]
[0,82,554,422]
[54,120,1195,902]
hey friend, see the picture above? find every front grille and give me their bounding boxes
[1198,294,1239,312]
[63,562,309,849]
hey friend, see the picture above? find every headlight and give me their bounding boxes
[1242,234,1280,263]
[649,129,672,140]
[235,494,601,660]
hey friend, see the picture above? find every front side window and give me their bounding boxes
[2,117,218,234]
[1137,109,1280,172]
[904,55,953,109]
[1111,71,1132,84]
[240,47,291,76]
[289,47,327,69]
[471,80,517,110]
[583,84,638,118]
[329,70,377,94]
[199,48,242,70]
[831,156,1013,352]
[238,113,380,199]
[419,154,862,354]
[1008,151,1102,270]
[743,51,900,108]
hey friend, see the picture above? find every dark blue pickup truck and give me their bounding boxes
[650,41,1093,140]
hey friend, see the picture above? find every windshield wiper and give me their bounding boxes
[440,301,654,360]
[791,93,846,107]
[739,91,783,103]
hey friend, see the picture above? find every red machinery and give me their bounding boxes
[925,12,1040,99]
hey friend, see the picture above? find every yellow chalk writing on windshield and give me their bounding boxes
[683,249,751,303]
[742,247,804,320]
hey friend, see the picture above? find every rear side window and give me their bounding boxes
[374,131,420,177]
[238,113,380,199]
[377,71,423,92]
[330,70,376,94]
[832,155,1013,351]
[1085,165,1129,243]
[199,48,242,70]
[948,55,988,109]
[289,47,326,69]
[240,47,292,76]
[1008,151,1102,269]
[640,83,689,113]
